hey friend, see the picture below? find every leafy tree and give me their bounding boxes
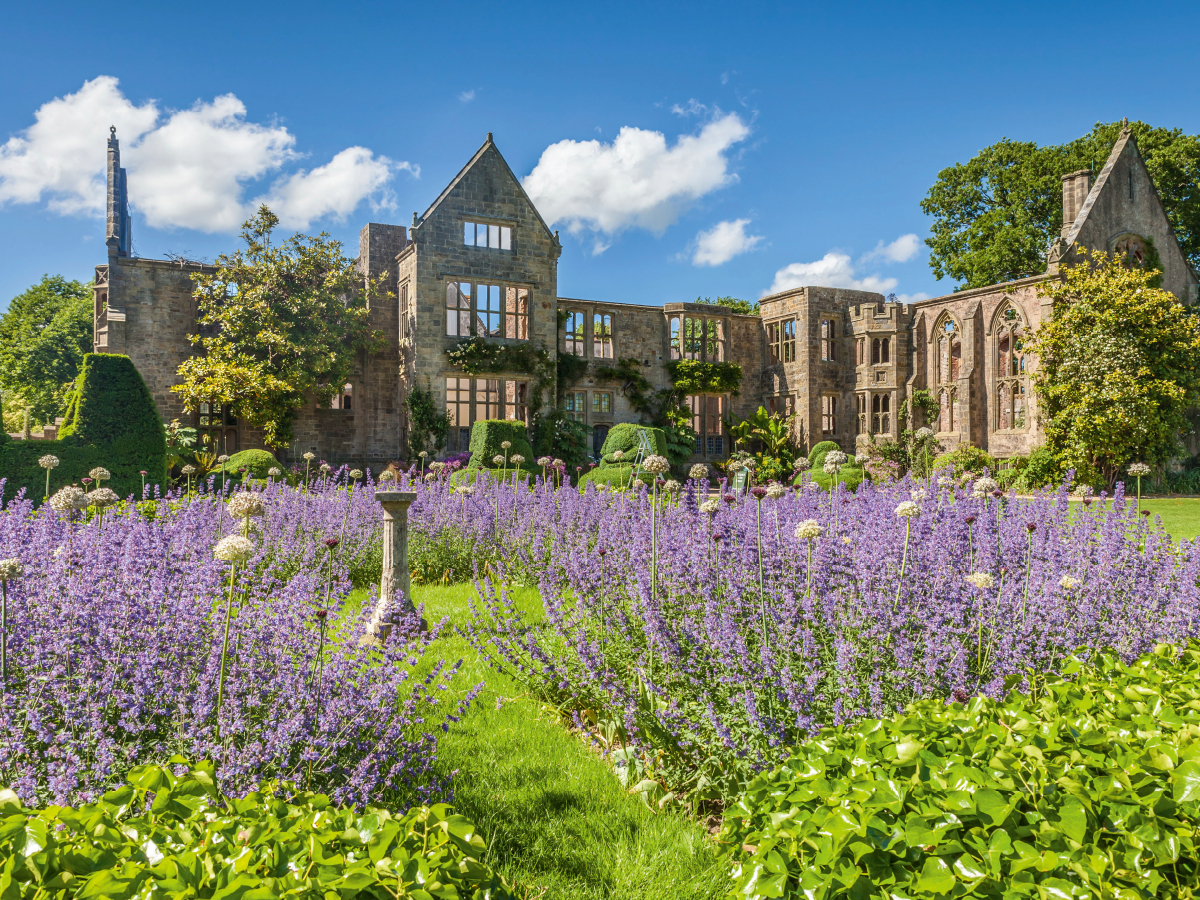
[0,275,93,424]
[173,207,385,448]
[922,121,1200,289]
[695,295,759,315]
[1029,250,1200,489]
[405,382,450,459]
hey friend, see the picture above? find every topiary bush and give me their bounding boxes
[578,464,653,491]
[0,353,167,504]
[723,642,1200,899]
[0,760,514,899]
[932,443,997,477]
[807,440,842,469]
[806,463,866,492]
[220,447,279,481]
[598,423,667,466]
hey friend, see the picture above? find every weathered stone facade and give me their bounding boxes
[96,126,1198,467]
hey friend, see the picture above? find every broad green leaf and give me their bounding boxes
[1173,759,1200,801]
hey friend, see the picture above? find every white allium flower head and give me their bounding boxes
[38,454,59,469]
[268,467,282,477]
[700,499,721,515]
[349,468,364,480]
[965,571,995,590]
[1128,463,1151,476]
[227,492,265,519]
[971,477,998,498]
[428,461,446,474]
[663,479,681,493]
[500,441,512,450]
[910,488,927,501]
[379,469,396,482]
[915,427,934,440]
[895,500,920,519]
[794,519,823,541]
[418,450,428,458]
[213,534,255,563]
[424,473,436,481]
[793,458,811,471]
[303,452,316,461]
[689,463,709,480]
[1059,575,1081,590]
[319,464,331,474]
[855,452,870,465]
[823,460,839,475]
[457,485,475,496]
[612,450,625,461]
[537,456,551,467]
[727,458,743,472]
[89,467,111,481]
[510,454,526,465]
[552,458,564,468]
[0,558,23,580]
[643,455,670,475]
[217,455,230,463]
[492,454,506,466]
[181,464,197,475]
[87,488,119,508]
[50,485,86,512]
[825,450,847,466]
[766,482,787,500]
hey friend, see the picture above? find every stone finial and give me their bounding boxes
[411,211,419,228]
[487,132,493,143]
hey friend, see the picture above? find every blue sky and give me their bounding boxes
[2,0,1198,313]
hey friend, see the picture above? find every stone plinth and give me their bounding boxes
[367,490,418,642]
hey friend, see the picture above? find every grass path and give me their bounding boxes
[1139,497,1200,541]
[395,582,725,900]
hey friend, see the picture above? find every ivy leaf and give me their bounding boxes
[1173,760,1200,802]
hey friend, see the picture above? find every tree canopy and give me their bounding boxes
[1029,250,1200,489]
[695,295,759,315]
[922,121,1200,290]
[0,274,93,425]
[173,206,386,448]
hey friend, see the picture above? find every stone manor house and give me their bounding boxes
[93,124,1198,468]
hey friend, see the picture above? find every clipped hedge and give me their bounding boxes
[807,440,842,469]
[0,353,167,505]
[0,760,514,899]
[932,444,997,477]
[805,464,866,492]
[578,464,653,491]
[598,423,667,466]
[723,642,1200,899]
[465,419,537,473]
[221,448,279,481]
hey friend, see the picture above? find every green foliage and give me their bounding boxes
[555,352,589,399]
[595,358,654,416]
[220,448,279,481]
[163,419,198,470]
[922,120,1200,289]
[932,444,997,476]
[723,642,1200,899]
[598,423,667,466]
[406,381,450,460]
[0,274,93,425]
[1018,446,1062,490]
[466,420,536,472]
[1030,250,1200,489]
[662,423,698,471]
[727,407,800,481]
[806,464,866,493]
[807,441,842,468]
[542,413,592,473]
[447,336,556,416]
[173,206,386,448]
[1,353,167,504]
[695,295,760,315]
[578,465,652,491]
[665,360,743,395]
[0,759,512,899]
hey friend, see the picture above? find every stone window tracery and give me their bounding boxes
[994,304,1027,431]
[872,394,890,434]
[668,314,728,362]
[593,313,614,358]
[934,316,960,433]
[821,395,837,435]
[564,310,585,356]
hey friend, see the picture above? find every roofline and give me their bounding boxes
[557,296,761,318]
[913,273,1051,308]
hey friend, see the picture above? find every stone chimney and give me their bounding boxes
[106,126,131,258]
[1061,169,1091,236]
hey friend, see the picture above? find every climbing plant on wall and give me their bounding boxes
[664,359,743,395]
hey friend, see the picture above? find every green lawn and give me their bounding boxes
[1139,497,1200,541]
[359,582,725,900]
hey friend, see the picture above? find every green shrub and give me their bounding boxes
[807,440,842,469]
[1019,446,1063,490]
[598,423,667,466]
[803,463,866,492]
[723,642,1200,899]
[0,353,166,504]
[465,420,537,473]
[0,759,514,899]
[578,464,653,491]
[220,448,280,481]
[932,444,997,476]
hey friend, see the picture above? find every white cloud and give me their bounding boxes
[765,252,898,296]
[861,233,921,264]
[691,218,762,266]
[0,76,412,233]
[896,292,928,303]
[458,90,476,103]
[670,98,709,117]
[523,111,750,253]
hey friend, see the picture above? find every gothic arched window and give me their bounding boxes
[994,303,1028,431]
[933,316,960,433]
